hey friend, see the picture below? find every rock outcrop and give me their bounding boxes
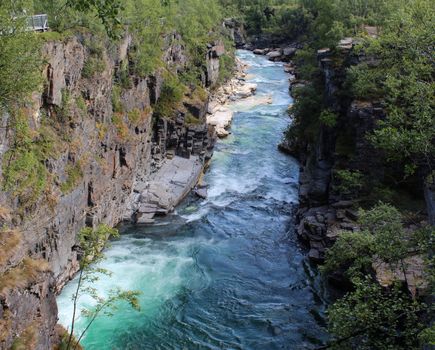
[207,58,257,137]
[253,45,299,62]
[223,19,246,49]
[286,39,374,263]
[0,28,230,349]
[283,38,431,298]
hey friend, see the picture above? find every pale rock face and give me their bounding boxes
[207,108,234,137]
[135,156,204,223]
[267,50,282,59]
[205,57,260,138]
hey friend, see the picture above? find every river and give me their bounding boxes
[57,50,329,350]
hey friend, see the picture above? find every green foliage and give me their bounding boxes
[419,324,435,346]
[111,85,122,113]
[60,162,83,194]
[321,230,374,277]
[287,82,323,143]
[127,109,140,125]
[76,95,87,116]
[82,56,106,79]
[118,60,132,89]
[327,277,427,350]
[2,111,59,211]
[0,1,42,110]
[111,113,129,140]
[218,54,235,84]
[319,109,337,127]
[323,203,433,349]
[184,113,201,125]
[66,224,140,350]
[334,169,364,197]
[78,224,119,267]
[153,73,186,119]
[323,203,411,276]
[348,1,435,178]
[65,0,123,38]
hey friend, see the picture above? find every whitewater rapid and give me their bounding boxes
[57,50,329,350]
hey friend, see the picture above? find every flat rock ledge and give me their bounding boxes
[128,156,203,224]
[126,58,258,223]
[207,57,257,137]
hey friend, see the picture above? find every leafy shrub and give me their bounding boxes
[60,162,84,194]
[2,111,60,211]
[112,113,129,140]
[334,169,364,197]
[82,56,106,78]
[319,109,337,127]
[153,74,186,119]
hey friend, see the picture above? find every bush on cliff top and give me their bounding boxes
[322,203,434,349]
[2,110,61,212]
[0,1,42,110]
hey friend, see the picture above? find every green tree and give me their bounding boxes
[326,277,427,350]
[348,0,434,196]
[0,1,42,110]
[66,224,141,350]
[322,203,434,349]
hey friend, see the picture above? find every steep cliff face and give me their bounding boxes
[292,41,389,262]
[0,29,226,349]
[291,39,431,265]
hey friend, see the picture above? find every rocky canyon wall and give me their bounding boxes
[0,28,232,349]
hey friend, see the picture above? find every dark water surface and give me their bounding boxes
[58,50,329,349]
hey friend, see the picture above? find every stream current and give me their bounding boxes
[57,50,329,350]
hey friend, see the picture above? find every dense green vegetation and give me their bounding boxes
[0,0,235,211]
[322,203,434,349]
[234,0,434,348]
[0,1,42,109]
[1,0,433,348]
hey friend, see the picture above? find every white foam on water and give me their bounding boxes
[57,235,206,337]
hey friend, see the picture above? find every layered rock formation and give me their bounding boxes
[286,40,380,262]
[0,28,230,349]
[281,38,431,297]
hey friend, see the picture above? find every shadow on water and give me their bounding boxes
[57,50,331,350]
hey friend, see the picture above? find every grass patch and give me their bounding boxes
[127,107,152,126]
[0,229,22,267]
[60,161,84,194]
[11,323,38,350]
[153,73,186,119]
[112,113,129,140]
[2,110,61,211]
[82,56,106,78]
[0,258,50,296]
[112,85,123,113]
[76,95,87,116]
[96,122,108,141]
[38,31,67,42]
[218,54,235,84]
[185,113,201,125]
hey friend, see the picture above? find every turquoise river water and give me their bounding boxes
[57,50,329,350]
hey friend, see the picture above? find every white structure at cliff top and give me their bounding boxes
[27,14,49,32]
